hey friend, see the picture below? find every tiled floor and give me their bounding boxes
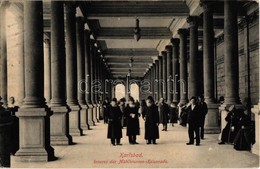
[12,120,259,168]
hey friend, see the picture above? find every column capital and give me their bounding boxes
[161,50,167,56]
[64,2,76,15]
[171,38,180,46]
[165,45,172,52]
[199,0,214,12]
[177,29,188,37]
[187,16,200,27]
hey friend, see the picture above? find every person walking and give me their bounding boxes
[142,96,159,144]
[102,98,110,124]
[186,97,201,146]
[169,102,178,127]
[107,98,123,146]
[198,96,208,139]
[124,96,140,144]
[158,98,169,131]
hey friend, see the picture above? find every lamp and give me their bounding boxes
[127,69,131,77]
[129,57,134,68]
[134,18,141,41]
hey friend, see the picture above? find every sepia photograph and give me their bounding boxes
[0,0,259,168]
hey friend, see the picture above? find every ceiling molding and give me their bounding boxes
[96,27,172,40]
[81,1,189,19]
[104,48,158,56]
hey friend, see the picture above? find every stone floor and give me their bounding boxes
[12,120,259,168]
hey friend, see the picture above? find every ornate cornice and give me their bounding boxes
[238,9,259,30]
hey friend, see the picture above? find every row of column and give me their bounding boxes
[0,1,111,162]
[144,0,241,134]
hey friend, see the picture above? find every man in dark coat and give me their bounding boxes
[102,98,110,124]
[186,97,201,146]
[124,96,140,144]
[142,96,160,144]
[107,98,123,146]
[198,96,208,139]
[158,98,169,131]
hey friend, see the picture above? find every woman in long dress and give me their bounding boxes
[142,96,159,144]
[107,98,123,146]
[124,96,140,144]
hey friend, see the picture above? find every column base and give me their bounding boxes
[15,107,55,162]
[205,103,221,134]
[80,104,90,130]
[92,104,98,123]
[251,104,259,156]
[96,104,100,123]
[50,106,72,145]
[87,103,95,126]
[69,105,83,136]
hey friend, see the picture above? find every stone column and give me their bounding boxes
[77,17,89,130]
[95,56,100,122]
[165,45,173,104]
[88,39,95,126]
[44,37,51,105]
[178,29,188,104]
[84,30,93,128]
[49,1,72,145]
[219,0,243,138]
[162,51,167,100]
[65,2,82,136]
[187,16,200,98]
[92,46,98,124]
[158,56,163,99]
[223,0,240,105]
[201,2,220,133]
[0,5,7,108]
[152,63,156,99]
[155,60,159,102]
[171,38,180,105]
[150,65,154,98]
[15,1,54,162]
[16,16,25,106]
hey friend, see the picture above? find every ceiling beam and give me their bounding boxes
[104,48,158,56]
[109,64,150,68]
[96,27,172,40]
[80,1,189,19]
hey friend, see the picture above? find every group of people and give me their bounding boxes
[218,104,255,150]
[103,95,209,146]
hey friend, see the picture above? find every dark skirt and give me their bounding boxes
[144,121,159,140]
[107,120,122,139]
[126,118,140,136]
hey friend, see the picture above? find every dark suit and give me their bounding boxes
[142,104,159,143]
[187,105,201,144]
[199,102,208,139]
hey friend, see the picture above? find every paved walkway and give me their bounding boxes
[12,120,259,168]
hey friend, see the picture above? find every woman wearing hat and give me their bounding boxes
[124,96,140,144]
[142,96,159,144]
[107,98,123,146]
[169,102,178,127]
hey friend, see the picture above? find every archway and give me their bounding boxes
[115,84,126,100]
[130,83,140,101]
